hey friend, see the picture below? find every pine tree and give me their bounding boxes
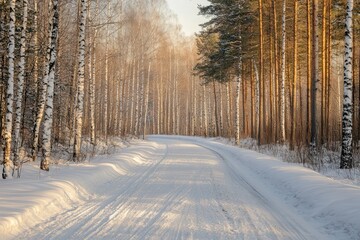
[280,0,286,143]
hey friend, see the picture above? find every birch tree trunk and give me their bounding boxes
[143,63,151,139]
[89,0,97,147]
[103,2,110,142]
[13,0,28,167]
[2,0,16,179]
[340,0,353,169]
[73,0,87,162]
[33,0,39,98]
[40,0,59,171]
[32,1,55,162]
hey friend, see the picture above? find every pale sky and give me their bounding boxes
[166,0,209,36]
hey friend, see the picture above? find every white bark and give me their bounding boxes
[134,60,140,136]
[340,0,353,169]
[89,0,96,146]
[73,0,87,161]
[40,0,59,171]
[2,0,16,179]
[130,60,136,134]
[104,1,110,141]
[33,0,39,95]
[143,63,151,139]
[32,1,55,162]
[13,0,28,166]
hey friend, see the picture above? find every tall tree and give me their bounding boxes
[2,0,16,179]
[280,0,286,143]
[310,0,319,151]
[73,0,87,161]
[290,0,298,150]
[340,0,354,169]
[40,0,60,171]
[13,0,29,166]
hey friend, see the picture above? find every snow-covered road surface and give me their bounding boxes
[2,136,360,239]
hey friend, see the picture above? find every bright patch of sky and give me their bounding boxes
[166,0,209,36]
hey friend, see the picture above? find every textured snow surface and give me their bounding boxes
[1,136,359,240]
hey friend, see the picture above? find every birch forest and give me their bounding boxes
[1,0,360,178]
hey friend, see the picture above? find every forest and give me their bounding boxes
[0,0,360,179]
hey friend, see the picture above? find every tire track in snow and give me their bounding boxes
[194,141,321,240]
[14,137,324,239]
[15,143,169,240]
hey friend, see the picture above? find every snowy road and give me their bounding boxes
[11,135,331,240]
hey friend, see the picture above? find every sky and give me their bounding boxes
[166,0,209,36]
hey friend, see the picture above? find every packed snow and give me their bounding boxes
[1,135,359,239]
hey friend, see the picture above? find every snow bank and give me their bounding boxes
[198,138,360,240]
[0,140,163,239]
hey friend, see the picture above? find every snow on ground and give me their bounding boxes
[1,135,360,239]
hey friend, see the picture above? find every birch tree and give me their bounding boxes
[32,2,55,162]
[2,0,16,179]
[73,0,87,161]
[13,0,29,166]
[40,0,59,171]
[340,0,353,169]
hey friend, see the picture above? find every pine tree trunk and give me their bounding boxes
[235,71,242,145]
[272,0,279,142]
[13,0,28,167]
[73,0,87,162]
[212,81,220,136]
[340,0,353,169]
[254,60,260,140]
[225,83,232,138]
[310,0,319,150]
[258,0,264,145]
[307,0,312,144]
[40,0,59,171]
[290,0,298,150]
[203,85,208,137]
[280,0,286,143]
[2,0,16,179]
[321,0,327,144]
